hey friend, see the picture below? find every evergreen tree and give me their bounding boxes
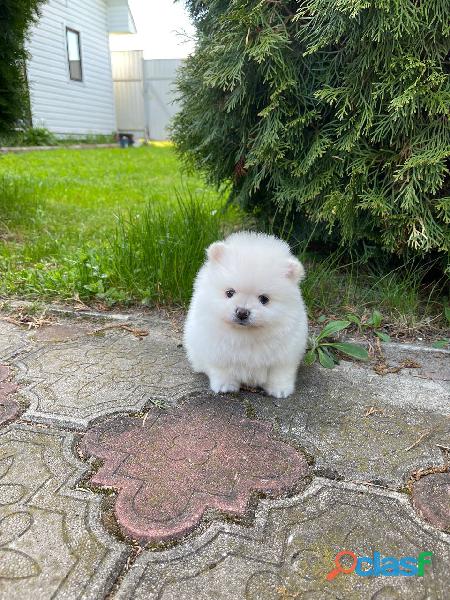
[173,0,450,269]
[0,0,43,132]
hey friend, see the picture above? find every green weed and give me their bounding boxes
[305,320,369,368]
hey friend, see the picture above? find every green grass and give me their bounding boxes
[0,145,447,334]
[0,146,228,302]
[104,192,239,304]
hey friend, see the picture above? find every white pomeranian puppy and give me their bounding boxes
[184,231,308,398]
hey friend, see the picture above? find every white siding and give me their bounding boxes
[107,0,136,33]
[26,0,117,136]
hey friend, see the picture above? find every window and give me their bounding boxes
[66,28,82,81]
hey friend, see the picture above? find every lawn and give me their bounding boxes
[0,144,217,241]
[0,145,447,337]
[0,145,231,303]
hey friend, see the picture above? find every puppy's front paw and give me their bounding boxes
[210,379,240,394]
[264,381,295,398]
[265,366,297,399]
[264,384,294,399]
[208,367,240,394]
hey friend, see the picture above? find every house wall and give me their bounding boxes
[26,0,116,136]
[107,0,136,33]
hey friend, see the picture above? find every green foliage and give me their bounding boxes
[0,127,56,147]
[22,127,57,146]
[57,133,117,146]
[0,130,117,147]
[0,1,44,132]
[433,338,449,348]
[346,309,391,341]
[305,320,369,368]
[0,146,446,325]
[173,0,450,269]
[433,303,450,347]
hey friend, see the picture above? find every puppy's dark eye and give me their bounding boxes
[225,289,235,298]
[258,294,269,305]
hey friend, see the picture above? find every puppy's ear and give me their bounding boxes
[285,257,305,283]
[207,241,227,263]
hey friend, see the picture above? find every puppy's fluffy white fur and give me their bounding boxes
[184,231,308,398]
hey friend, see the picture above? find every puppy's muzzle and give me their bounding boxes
[235,307,250,324]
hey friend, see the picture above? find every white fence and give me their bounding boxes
[111,51,182,141]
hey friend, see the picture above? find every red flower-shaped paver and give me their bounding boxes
[0,365,20,426]
[81,397,308,543]
[412,472,450,531]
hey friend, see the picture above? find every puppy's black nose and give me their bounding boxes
[235,307,250,321]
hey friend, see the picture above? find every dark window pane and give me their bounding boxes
[69,60,82,80]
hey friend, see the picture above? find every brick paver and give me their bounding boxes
[413,472,450,532]
[81,397,309,543]
[116,480,450,600]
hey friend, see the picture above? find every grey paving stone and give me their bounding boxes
[0,321,30,361]
[1,310,449,599]
[0,365,20,426]
[14,320,208,429]
[32,323,90,343]
[0,424,129,599]
[243,356,449,487]
[116,479,450,600]
[381,343,450,383]
[8,312,450,482]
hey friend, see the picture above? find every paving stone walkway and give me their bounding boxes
[0,308,448,599]
[0,365,20,426]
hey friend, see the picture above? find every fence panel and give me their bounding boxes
[112,53,183,141]
[111,51,146,138]
[144,59,182,141]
